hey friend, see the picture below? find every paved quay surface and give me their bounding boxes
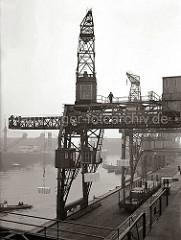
[145,170,181,240]
[42,158,181,240]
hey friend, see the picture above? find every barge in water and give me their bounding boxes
[119,180,161,212]
[0,201,32,212]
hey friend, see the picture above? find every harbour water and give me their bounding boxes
[0,154,124,230]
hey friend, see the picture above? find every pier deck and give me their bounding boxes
[39,158,181,239]
[145,174,181,240]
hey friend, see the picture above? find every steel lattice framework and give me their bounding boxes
[8,101,181,130]
[126,72,143,185]
[56,105,104,219]
[126,72,141,102]
[76,10,95,76]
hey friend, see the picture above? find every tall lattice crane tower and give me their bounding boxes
[76,9,97,104]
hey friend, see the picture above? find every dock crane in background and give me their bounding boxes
[122,72,143,190]
[126,72,141,102]
[8,9,181,220]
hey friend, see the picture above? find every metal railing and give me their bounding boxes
[96,95,161,104]
[116,188,168,240]
[118,212,146,240]
[149,188,168,230]
[0,211,116,240]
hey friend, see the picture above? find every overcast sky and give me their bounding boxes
[1,0,181,138]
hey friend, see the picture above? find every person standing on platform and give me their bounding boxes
[108,92,114,103]
[177,166,181,175]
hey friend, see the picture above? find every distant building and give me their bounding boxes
[19,145,38,153]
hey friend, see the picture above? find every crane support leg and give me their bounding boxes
[121,130,126,204]
[81,130,89,208]
[57,169,66,219]
[129,131,134,187]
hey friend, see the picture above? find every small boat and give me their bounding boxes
[0,201,32,212]
[103,163,118,171]
[103,163,131,174]
[12,163,20,167]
